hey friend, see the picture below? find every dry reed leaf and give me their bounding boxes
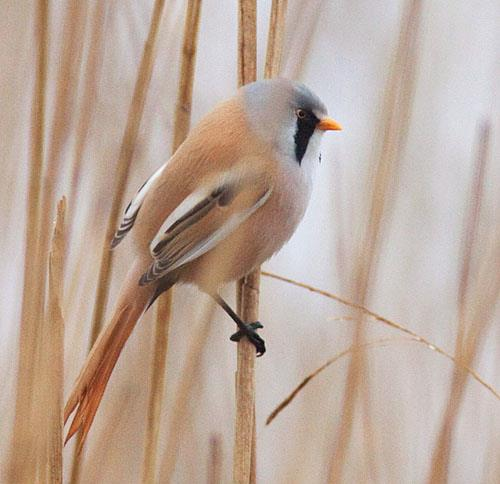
[142,2,203,482]
[41,197,67,484]
[266,337,416,426]
[262,271,500,401]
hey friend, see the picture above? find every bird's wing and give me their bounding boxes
[139,171,272,285]
[111,163,167,248]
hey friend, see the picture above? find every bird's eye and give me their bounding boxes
[296,109,307,119]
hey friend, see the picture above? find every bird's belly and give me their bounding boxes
[180,171,311,291]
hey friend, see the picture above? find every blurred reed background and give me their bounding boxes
[1,0,499,482]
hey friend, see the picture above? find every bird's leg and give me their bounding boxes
[213,295,266,356]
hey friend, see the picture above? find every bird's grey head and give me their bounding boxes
[241,78,341,164]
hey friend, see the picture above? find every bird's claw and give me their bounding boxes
[230,321,263,341]
[230,322,266,356]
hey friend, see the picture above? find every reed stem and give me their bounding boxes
[70,1,168,477]
[142,292,171,484]
[234,1,287,482]
[142,1,203,481]
[234,0,257,481]
[9,1,48,481]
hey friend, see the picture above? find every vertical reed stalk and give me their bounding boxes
[141,1,202,482]
[234,1,287,482]
[172,0,203,151]
[43,0,87,220]
[142,294,171,484]
[87,0,168,348]
[234,1,257,482]
[8,1,48,481]
[281,0,323,80]
[234,272,259,483]
[35,1,87,331]
[67,13,110,477]
[264,0,288,79]
[67,1,108,212]
[70,0,168,477]
[329,1,423,482]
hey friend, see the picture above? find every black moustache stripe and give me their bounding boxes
[294,111,319,164]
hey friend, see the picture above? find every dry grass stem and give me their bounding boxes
[142,2,203,481]
[36,2,87,320]
[234,273,259,484]
[9,1,49,481]
[142,292,171,484]
[234,2,288,481]
[67,2,108,211]
[67,8,110,479]
[46,1,87,173]
[42,0,87,222]
[262,271,500,401]
[456,121,491,344]
[266,337,416,426]
[69,0,168,473]
[87,0,168,345]
[264,0,288,79]
[281,0,324,79]
[172,0,203,150]
[237,0,257,87]
[234,1,258,482]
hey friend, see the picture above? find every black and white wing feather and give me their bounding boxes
[139,175,272,285]
[111,163,166,248]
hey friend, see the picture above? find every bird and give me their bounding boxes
[63,78,342,447]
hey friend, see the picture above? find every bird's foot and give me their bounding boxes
[230,322,265,356]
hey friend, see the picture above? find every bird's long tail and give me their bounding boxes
[63,266,158,450]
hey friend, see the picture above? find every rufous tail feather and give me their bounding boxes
[64,285,153,451]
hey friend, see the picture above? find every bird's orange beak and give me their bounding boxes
[317,117,343,131]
